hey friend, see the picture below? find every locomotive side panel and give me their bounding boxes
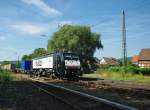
[32,55,53,69]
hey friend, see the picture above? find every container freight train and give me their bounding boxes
[20,60,32,74]
[0,64,16,71]
[21,52,81,79]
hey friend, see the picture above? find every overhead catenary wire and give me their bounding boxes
[89,0,150,29]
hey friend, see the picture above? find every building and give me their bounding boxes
[138,48,150,68]
[131,55,139,65]
[100,57,119,66]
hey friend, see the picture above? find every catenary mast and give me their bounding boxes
[122,10,127,72]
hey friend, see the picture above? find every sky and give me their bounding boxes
[0,0,150,61]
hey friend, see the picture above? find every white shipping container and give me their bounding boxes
[4,64,11,70]
[0,64,15,70]
[32,55,53,69]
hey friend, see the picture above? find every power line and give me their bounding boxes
[91,18,111,28]
[90,0,150,28]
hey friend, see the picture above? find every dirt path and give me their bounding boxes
[93,79,150,91]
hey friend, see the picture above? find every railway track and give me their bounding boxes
[30,78,138,110]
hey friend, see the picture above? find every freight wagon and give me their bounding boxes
[20,61,31,73]
[31,52,81,78]
[0,64,16,71]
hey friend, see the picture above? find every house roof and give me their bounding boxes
[132,55,139,63]
[139,48,150,61]
[101,57,119,65]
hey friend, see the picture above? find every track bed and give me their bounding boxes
[34,76,150,110]
[0,81,77,110]
[31,79,137,110]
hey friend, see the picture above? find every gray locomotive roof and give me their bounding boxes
[32,52,78,60]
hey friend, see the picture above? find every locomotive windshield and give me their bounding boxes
[63,53,79,61]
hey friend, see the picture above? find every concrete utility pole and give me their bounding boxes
[121,10,127,72]
[15,52,19,68]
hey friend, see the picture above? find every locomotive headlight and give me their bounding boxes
[76,61,79,64]
[65,61,67,65]
[65,60,69,65]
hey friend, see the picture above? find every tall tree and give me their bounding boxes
[47,25,103,57]
[22,48,47,60]
[32,48,47,57]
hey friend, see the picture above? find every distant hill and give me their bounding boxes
[118,57,132,61]
[0,60,20,64]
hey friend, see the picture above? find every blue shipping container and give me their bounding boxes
[21,61,31,71]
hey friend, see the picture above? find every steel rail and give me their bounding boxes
[30,78,138,110]
[30,82,82,110]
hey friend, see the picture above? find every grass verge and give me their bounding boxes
[0,69,12,84]
[97,69,150,83]
[83,69,150,83]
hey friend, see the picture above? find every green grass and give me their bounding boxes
[83,69,150,84]
[0,69,12,83]
[96,69,150,83]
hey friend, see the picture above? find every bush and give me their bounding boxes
[137,68,150,75]
[126,66,138,73]
[0,70,12,83]
[126,67,150,75]
[105,66,150,75]
[108,67,120,72]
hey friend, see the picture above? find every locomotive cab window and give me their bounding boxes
[63,53,79,61]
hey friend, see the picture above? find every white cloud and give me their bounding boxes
[10,23,47,35]
[55,20,73,27]
[0,36,6,41]
[9,20,72,35]
[58,21,72,25]
[21,0,62,16]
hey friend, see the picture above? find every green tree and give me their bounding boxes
[22,48,47,60]
[22,55,30,60]
[32,48,47,57]
[1,61,10,64]
[47,25,103,57]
